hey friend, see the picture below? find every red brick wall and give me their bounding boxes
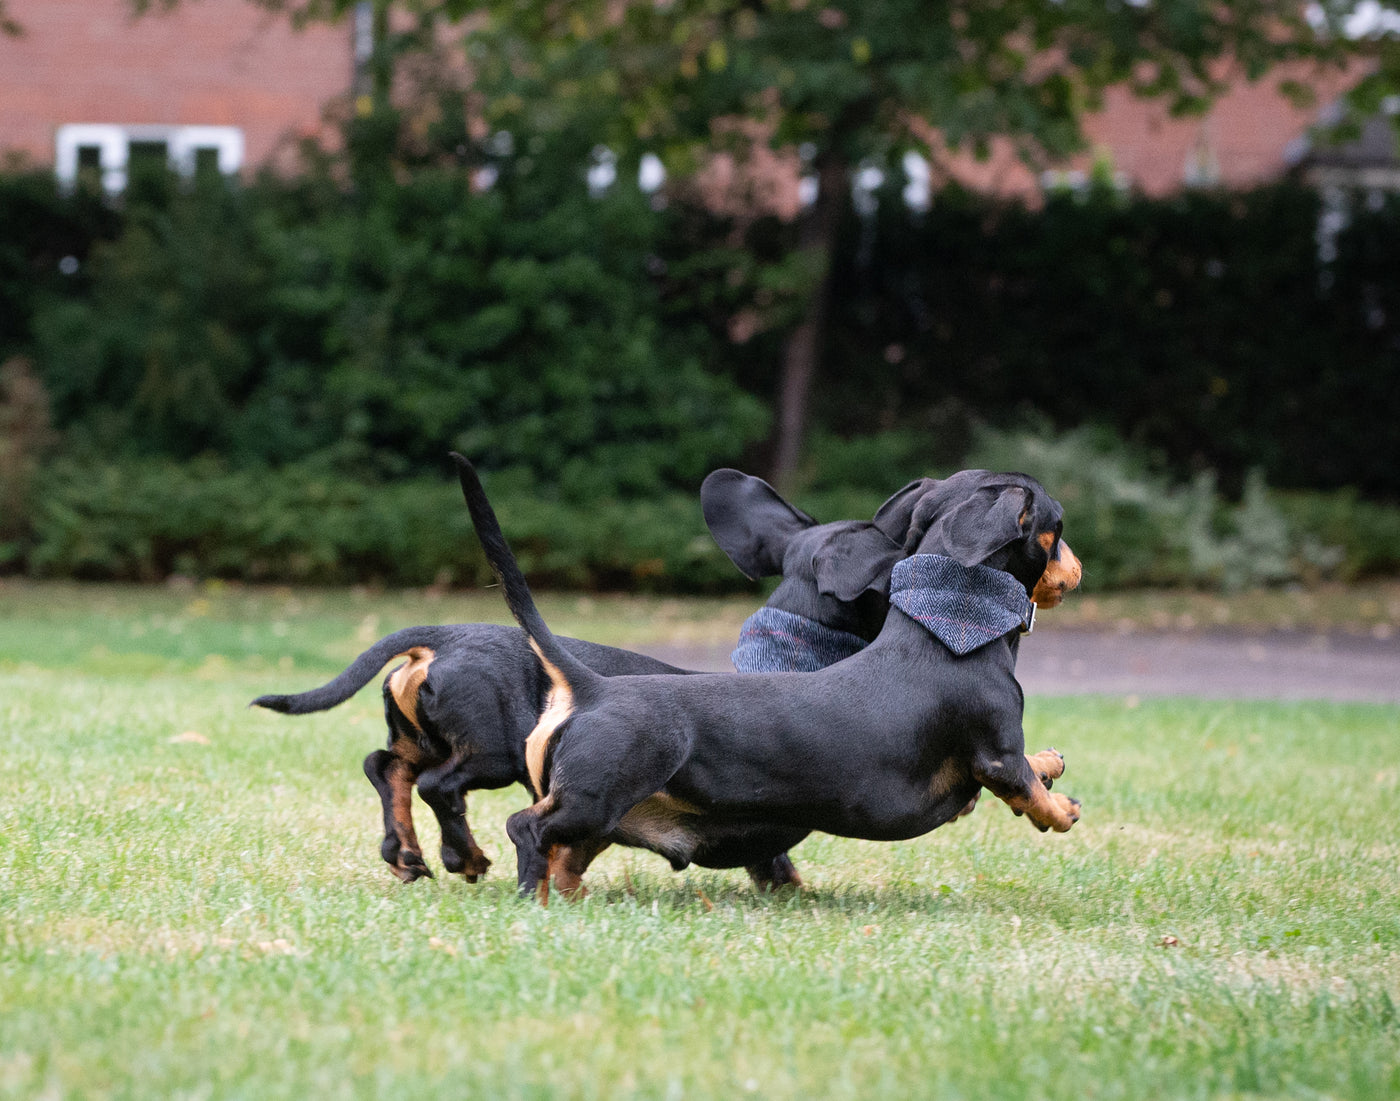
[927,65,1355,201]
[0,0,352,171]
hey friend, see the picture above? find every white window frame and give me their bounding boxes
[55,124,245,194]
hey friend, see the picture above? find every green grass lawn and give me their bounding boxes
[1,581,1397,1099]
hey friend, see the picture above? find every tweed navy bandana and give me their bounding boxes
[889,554,1036,656]
[731,606,870,673]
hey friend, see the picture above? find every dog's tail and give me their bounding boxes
[450,452,600,700]
[250,626,457,714]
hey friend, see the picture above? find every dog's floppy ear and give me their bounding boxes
[811,523,903,601]
[872,477,939,543]
[906,484,1029,567]
[702,469,818,580]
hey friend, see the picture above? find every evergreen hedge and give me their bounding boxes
[2,157,1398,590]
[824,180,1400,497]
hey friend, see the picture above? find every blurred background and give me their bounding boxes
[2,0,1398,596]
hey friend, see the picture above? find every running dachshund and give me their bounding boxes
[450,455,1083,901]
[253,468,928,888]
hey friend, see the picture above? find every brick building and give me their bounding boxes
[935,67,1364,200]
[0,0,355,190]
[0,1,1378,199]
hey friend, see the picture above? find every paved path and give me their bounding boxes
[641,626,1400,704]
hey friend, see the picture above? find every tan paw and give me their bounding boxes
[1026,748,1065,788]
[1049,792,1081,831]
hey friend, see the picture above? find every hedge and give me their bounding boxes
[3,166,1399,499]
[14,440,1399,592]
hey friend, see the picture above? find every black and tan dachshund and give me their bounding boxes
[450,455,1083,901]
[253,468,925,888]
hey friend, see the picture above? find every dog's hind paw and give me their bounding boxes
[747,854,804,891]
[389,849,434,883]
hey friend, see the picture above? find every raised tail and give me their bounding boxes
[449,453,598,695]
[250,625,458,714]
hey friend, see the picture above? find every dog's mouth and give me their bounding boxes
[1032,537,1082,608]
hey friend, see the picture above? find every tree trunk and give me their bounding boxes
[770,152,847,493]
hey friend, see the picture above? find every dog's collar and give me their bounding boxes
[889,554,1036,657]
[731,606,870,673]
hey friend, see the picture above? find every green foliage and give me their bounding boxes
[6,166,1400,591]
[29,156,766,494]
[0,357,55,566]
[21,435,1398,592]
[24,456,745,592]
[439,0,1366,176]
[961,424,1364,591]
[827,181,1400,497]
[0,169,119,362]
[1276,489,1400,582]
[216,0,1393,486]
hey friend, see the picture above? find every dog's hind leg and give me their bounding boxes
[544,839,612,902]
[417,754,492,882]
[747,853,803,891]
[515,781,667,903]
[504,807,609,905]
[363,649,442,882]
[506,804,553,899]
[364,748,433,882]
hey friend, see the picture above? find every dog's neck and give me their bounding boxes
[764,575,887,640]
[887,554,1036,657]
[731,606,870,673]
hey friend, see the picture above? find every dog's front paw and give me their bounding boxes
[1026,748,1065,789]
[458,854,492,883]
[1048,792,1081,832]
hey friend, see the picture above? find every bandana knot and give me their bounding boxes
[889,554,1035,656]
[731,606,870,673]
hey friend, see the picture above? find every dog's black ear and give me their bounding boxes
[907,484,1029,566]
[702,469,819,580]
[811,523,903,601]
[871,477,939,542]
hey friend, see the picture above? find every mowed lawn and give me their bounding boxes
[1,581,1397,1100]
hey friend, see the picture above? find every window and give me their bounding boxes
[55,124,245,193]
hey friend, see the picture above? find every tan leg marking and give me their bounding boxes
[927,758,966,800]
[378,661,433,882]
[1002,781,1081,832]
[524,640,574,801]
[386,647,436,731]
[927,758,981,820]
[615,792,702,853]
[384,750,428,881]
[546,840,611,900]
